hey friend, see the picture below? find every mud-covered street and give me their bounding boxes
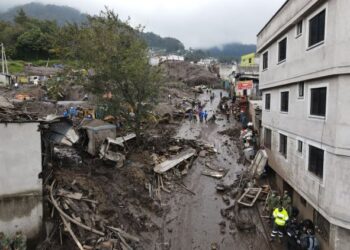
[156,90,271,250]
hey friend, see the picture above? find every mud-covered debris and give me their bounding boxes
[168,145,182,153]
[201,169,227,179]
[218,127,241,138]
[199,150,207,157]
[154,148,196,174]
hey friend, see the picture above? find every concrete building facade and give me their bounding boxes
[0,122,43,244]
[257,0,350,249]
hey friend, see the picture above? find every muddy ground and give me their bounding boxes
[38,89,276,250]
[153,89,272,250]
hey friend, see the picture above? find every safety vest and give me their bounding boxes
[273,208,289,226]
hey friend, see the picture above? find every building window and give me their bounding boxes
[264,128,272,149]
[296,20,303,36]
[278,38,287,62]
[297,140,303,153]
[280,91,289,112]
[313,210,330,243]
[308,145,324,179]
[309,9,326,47]
[298,82,304,98]
[263,51,268,70]
[310,87,326,116]
[279,134,287,158]
[265,93,271,110]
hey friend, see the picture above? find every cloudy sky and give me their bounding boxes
[0,0,286,48]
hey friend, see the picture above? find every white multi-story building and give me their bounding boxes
[257,1,350,249]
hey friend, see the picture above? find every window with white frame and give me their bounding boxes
[278,38,287,62]
[297,140,303,153]
[296,20,303,36]
[308,145,324,179]
[309,9,326,47]
[264,128,272,149]
[279,134,287,158]
[263,51,268,70]
[298,82,304,98]
[265,93,271,110]
[280,91,289,112]
[310,87,326,117]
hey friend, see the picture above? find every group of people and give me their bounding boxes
[189,108,208,123]
[267,191,320,250]
[0,231,26,250]
[63,106,78,118]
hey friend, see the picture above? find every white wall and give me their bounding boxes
[0,123,42,195]
[258,0,350,89]
[0,122,42,239]
[261,76,350,230]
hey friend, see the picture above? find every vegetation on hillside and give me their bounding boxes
[0,3,186,54]
[0,2,87,25]
[0,9,60,60]
[140,32,185,53]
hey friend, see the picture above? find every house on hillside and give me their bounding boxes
[0,73,11,86]
[257,1,350,249]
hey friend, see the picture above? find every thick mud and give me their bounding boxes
[158,90,272,250]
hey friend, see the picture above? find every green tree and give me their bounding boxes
[16,27,52,59]
[14,9,29,25]
[61,9,160,139]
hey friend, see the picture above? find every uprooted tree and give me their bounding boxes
[59,9,160,139]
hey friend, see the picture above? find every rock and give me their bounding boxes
[211,242,219,250]
[199,150,207,157]
[222,195,230,205]
[168,145,182,153]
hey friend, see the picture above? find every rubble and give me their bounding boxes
[154,148,196,174]
[79,119,117,156]
[201,169,227,179]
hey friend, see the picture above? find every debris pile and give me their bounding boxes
[47,178,144,250]
[160,61,220,87]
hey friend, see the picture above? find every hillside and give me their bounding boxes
[205,42,257,60]
[141,32,184,53]
[0,2,87,25]
[0,3,185,53]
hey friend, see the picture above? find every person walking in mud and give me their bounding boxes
[220,91,223,99]
[204,110,208,122]
[199,110,204,123]
[189,110,193,122]
[226,109,230,122]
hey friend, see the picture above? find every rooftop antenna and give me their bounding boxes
[1,43,9,75]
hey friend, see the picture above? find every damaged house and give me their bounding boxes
[79,119,117,156]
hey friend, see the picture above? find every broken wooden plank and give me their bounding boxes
[154,148,196,174]
[57,188,83,200]
[107,226,140,243]
[49,180,104,236]
[201,169,227,179]
[59,214,84,250]
[237,188,262,207]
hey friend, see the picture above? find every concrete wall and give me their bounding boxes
[262,77,350,230]
[258,0,350,89]
[0,122,42,240]
[258,1,350,247]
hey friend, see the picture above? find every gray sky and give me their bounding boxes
[0,0,285,48]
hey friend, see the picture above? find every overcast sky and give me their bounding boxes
[0,0,286,48]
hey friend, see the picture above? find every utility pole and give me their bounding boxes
[1,43,9,75]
